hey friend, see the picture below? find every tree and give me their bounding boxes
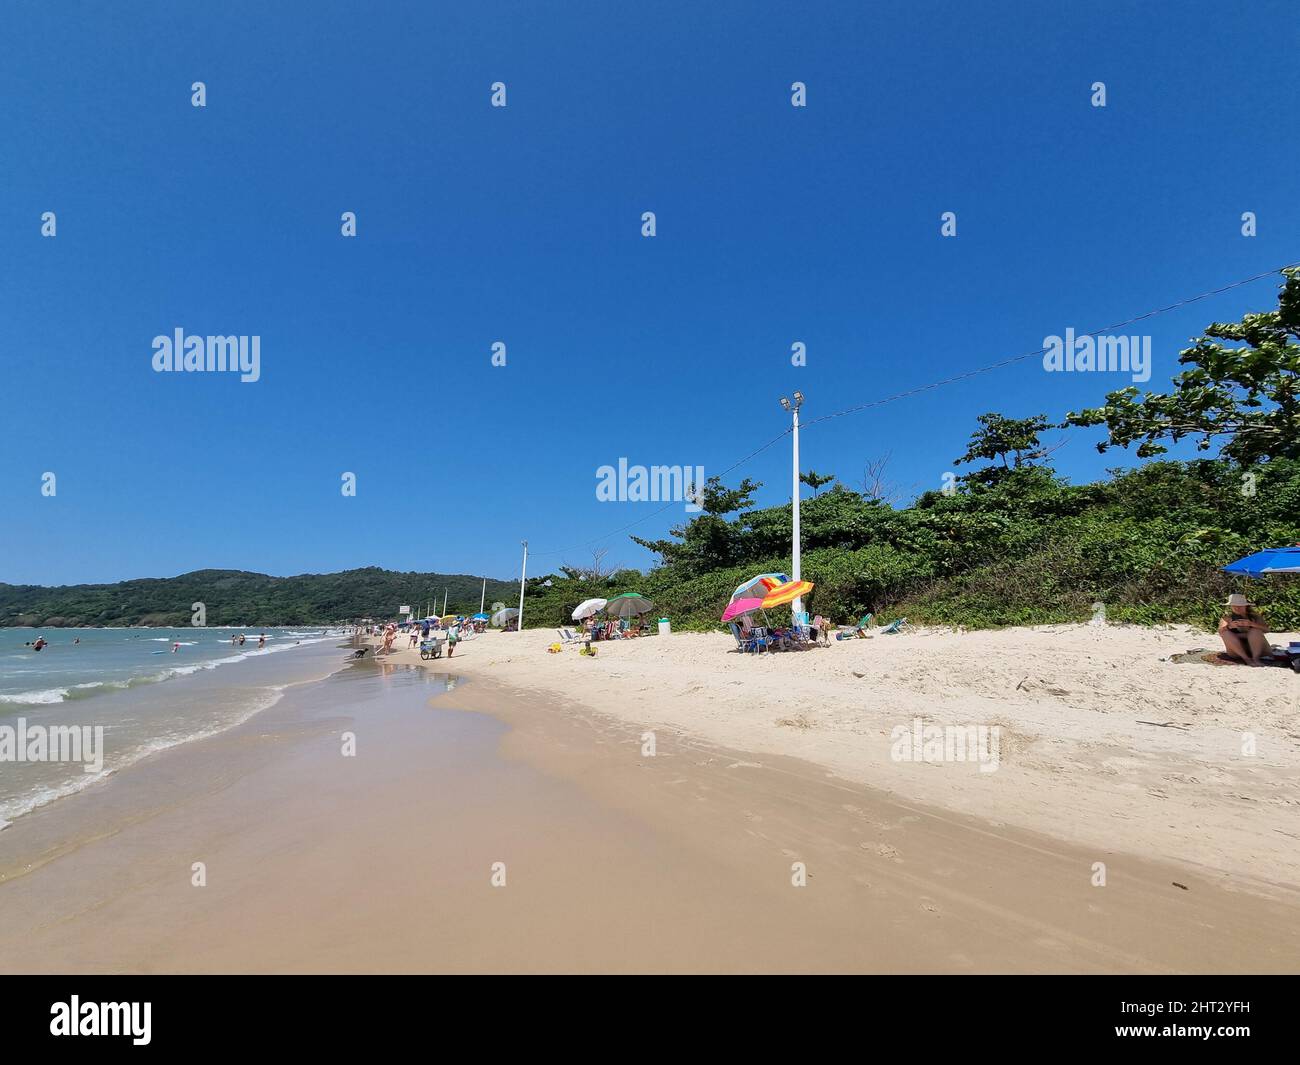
[861,452,905,505]
[561,548,617,581]
[1065,267,1300,465]
[954,413,1049,485]
[631,476,762,572]
[800,469,836,497]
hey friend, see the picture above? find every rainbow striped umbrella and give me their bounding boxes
[760,579,814,608]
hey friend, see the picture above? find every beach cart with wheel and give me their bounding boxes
[419,639,442,660]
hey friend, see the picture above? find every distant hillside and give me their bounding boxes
[0,568,518,628]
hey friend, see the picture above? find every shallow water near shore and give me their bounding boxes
[0,632,348,829]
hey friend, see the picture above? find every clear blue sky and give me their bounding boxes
[2,0,1297,586]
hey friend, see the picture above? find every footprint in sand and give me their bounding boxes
[862,842,902,862]
[919,898,941,915]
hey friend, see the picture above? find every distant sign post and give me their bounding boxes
[400,605,411,616]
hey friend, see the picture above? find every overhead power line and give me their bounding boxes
[529,262,1298,561]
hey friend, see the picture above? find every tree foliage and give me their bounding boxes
[1066,267,1300,464]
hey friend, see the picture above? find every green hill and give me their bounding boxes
[0,568,517,628]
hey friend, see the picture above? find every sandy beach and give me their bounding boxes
[377,622,1300,894]
[1,623,1297,974]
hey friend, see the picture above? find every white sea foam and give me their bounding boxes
[0,684,293,826]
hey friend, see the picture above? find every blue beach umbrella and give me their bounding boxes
[471,612,490,621]
[1223,545,1300,576]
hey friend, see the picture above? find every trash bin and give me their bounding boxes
[657,618,671,637]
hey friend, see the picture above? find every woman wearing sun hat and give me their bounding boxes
[1218,593,1272,666]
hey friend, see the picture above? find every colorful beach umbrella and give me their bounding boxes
[761,579,814,608]
[721,597,765,622]
[572,598,608,620]
[604,592,654,617]
[731,572,790,602]
[471,612,491,621]
[1223,546,1300,576]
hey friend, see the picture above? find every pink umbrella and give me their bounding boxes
[721,597,765,622]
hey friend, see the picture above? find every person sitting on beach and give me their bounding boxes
[1219,593,1272,666]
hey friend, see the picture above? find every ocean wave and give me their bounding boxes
[0,686,289,827]
[0,636,338,705]
[0,679,133,705]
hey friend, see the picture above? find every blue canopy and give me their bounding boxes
[471,612,491,620]
[1223,546,1300,576]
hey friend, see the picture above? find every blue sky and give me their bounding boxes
[2,0,1297,586]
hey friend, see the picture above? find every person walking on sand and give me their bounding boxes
[1219,593,1273,666]
[446,623,458,657]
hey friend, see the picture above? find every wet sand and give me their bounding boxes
[1,649,1297,973]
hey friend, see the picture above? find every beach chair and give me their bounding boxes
[836,613,874,640]
[729,622,767,654]
[879,617,908,635]
[557,627,583,644]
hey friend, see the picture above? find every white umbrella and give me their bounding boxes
[490,607,520,627]
[572,598,608,620]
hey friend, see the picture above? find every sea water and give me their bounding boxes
[0,627,349,827]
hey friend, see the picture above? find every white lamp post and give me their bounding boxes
[780,391,805,619]
[517,540,528,632]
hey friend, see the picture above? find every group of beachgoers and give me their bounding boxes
[228,633,267,649]
[360,617,485,658]
[582,616,649,641]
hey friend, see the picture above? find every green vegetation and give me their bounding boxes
[521,269,1300,633]
[0,568,517,628]
[9,272,1298,635]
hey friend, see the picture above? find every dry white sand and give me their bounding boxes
[385,622,1300,891]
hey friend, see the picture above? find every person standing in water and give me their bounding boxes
[258,634,266,649]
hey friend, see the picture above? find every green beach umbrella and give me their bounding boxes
[603,592,654,618]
